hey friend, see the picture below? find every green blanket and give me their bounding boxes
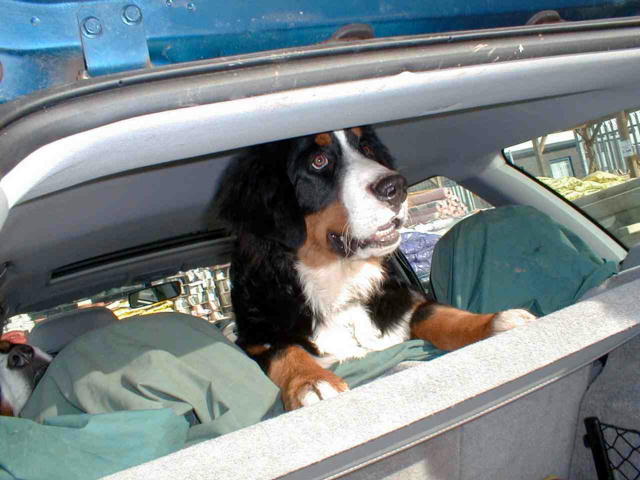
[7,313,443,479]
[0,409,187,480]
[333,339,444,385]
[430,205,618,316]
[20,313,282,443]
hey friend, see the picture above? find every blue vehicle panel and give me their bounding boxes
[1,0,639,103]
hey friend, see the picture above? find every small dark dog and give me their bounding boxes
[0,340,51,416]
[216,127,535,410]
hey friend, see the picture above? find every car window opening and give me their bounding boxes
[504,106,640,249]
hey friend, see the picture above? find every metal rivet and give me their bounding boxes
[122,5,142,25]
[30,16,41,26]
[82,16,102,37]
[187,2,196,11]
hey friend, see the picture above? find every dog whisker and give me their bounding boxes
[341,223,353,255]
[406,209,415,226]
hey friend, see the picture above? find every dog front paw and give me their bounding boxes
[491,309,537,335]
[282,372,349,411]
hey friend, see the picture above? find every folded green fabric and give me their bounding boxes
[430,206,618,316]
[0,409,188,480]
[15,311,444,480]
[21,313,281,444]
[22,310,443,424]
[333,339,445,387]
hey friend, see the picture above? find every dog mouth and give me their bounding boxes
[328,218,402,257]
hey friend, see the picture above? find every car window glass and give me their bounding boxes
[2,264,234,335]
[400,177,492,287]
[504,108,640,249]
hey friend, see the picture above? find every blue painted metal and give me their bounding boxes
[1,0,639,103]
[77,2,149,76]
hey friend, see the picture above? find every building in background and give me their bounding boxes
[505,109,640,179]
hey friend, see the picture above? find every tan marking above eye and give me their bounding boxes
[351,127,363,137]
[0,340,11,353]
[314,133,332,146]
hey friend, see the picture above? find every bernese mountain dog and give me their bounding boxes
[215,126,535,410]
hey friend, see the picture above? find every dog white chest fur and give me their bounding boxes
[294,130,412,366]
[296,259,410,366]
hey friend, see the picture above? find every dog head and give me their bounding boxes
[217,127,408,263]
[0,340,51,416]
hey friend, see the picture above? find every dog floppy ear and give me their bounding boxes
[215,147,306,250]
[360,126,397,169]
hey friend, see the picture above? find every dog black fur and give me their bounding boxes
[215,126,534,410]
[215,128,405,362]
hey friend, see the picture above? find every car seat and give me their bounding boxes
[429,205,617,316]
[28,307,118,355]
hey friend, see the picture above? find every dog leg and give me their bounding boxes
[410,303,536,351]
[266,345,349,410]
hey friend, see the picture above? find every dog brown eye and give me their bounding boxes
[312,153,329,170]
[362,145,374,158]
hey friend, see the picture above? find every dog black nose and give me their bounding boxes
[371,174,407,210]
[8,345,33,369]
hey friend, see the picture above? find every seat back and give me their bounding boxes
[29,307,118,354]
[430,205,617,316]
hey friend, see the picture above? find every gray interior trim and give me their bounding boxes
[622,244,640,270]
[341,367,590,480]
[328,369,591,480]
[3,19,640,171]
[106,275,640,480]
[569,332,640,479]
[0,187,7,232]
[0,151,236,314]
[582,265,640,299]
[5,48,640,207]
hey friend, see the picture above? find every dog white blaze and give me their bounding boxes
[333,130,407,259]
